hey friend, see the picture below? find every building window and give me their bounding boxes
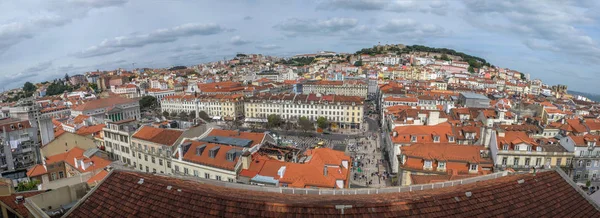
[144,155,148,161]
[159,159,163,166]
[525,158,530,167]
[204,173,210,179]
[59,171,64,178]
[424,160,432,168]
[438,161,445,169]
[578,160,583,167]
[469,164,478,171]
[152,157,155,163]
[175,165,180,172]
[228,178,234,183]
[193,170,198,177]
[513,158,520,166]
[145,166,149,172]
[556,158,562,166]
[215,175,222,181]
[167,161,171,168]
[535,158,541,166]
[587,160,592,167]
[502,157,507,165]
[184,168,189,175]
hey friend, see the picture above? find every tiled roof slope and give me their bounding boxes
[132,126,184,146]
[64,170,600,217]
[0,191,44,217]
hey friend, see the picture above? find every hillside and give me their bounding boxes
[569,90,600,102]
[355,44,491,69]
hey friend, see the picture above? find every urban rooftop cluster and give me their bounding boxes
[0,44,599,217]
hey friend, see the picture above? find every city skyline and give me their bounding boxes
[1,0,599,94]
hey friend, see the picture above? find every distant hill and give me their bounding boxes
[569,90,600,102]
[354,44,491,69]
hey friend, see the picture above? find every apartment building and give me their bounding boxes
[146,88,176,105]
[385,123,455,173]
[71,95,140,124]
[110,84,140,98]
[302,80,368,97]
[559,134,600,182]
[489,130,572,172]
[244,93,365,129]
[160,94,245,121]
[398,143,492,186]
[172,129,270,183]
[0,119,40,173]
[131,126,184,174]
[103,119,138,167]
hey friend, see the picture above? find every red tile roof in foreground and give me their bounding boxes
[0,191,44,217]
[64,170,600,217]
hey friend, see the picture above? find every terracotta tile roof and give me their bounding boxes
[26,164,47,177]
[75,124,105,138]
[401,143,491,165]
[391,123,454,144]
[0,191,44,217]
[497,131,539,150]
[132,126,184,146]
[35,147,112,175]
[182,141,241,171]
[207,129,265,147]
[73,114,90,124]
[64,170,600,217]
[71,96,137,111]
[570,134,600,147]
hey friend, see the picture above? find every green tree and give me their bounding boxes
[140,96,158,111]
[298,116,313,133]
[179,111,188,120]
[64,73,70,81]
[316,117,328,129]
[162,111,170,118]
[170,111,178,118]
[354,60,363,67]
[198,111,210,121]
[468,66,475,74]
[88,83,98,92]
[189,111,196,120]
[267,114,282,128]
[520,73,527,81]
[16,180,39,192]
[23,82,36,93]
[440,54,450,61]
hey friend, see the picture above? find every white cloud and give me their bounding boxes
[0,0,127,53]
[317,0,450,15]
[255,44,281,50]
[462,0,600,61]
[74,23,226,58]
[274,17,358,36]
[230,36,252,46]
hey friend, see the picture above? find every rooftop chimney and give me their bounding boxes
[323,166,328,176]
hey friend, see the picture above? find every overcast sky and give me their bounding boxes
[1,0,600,93]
